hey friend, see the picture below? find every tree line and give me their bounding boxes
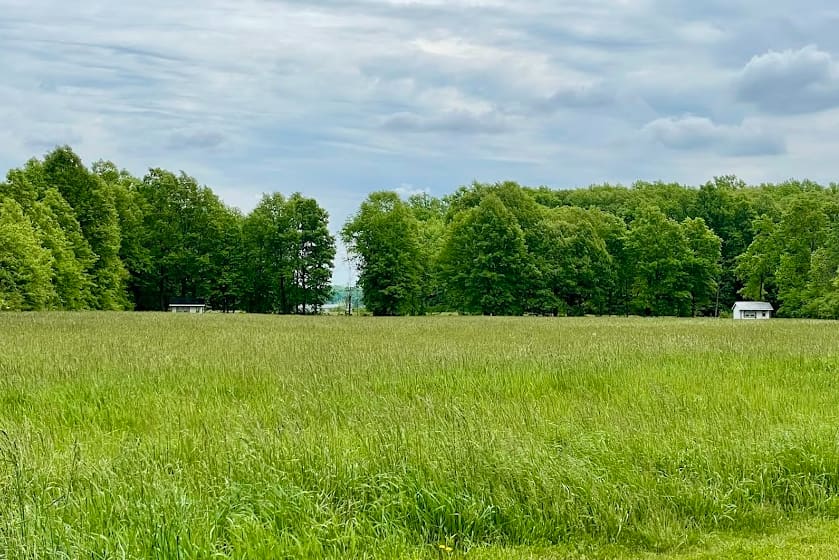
[3,146,839,318]
[0,147,335,312]
[343,179,839,318]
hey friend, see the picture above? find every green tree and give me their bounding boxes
[804,238,839,318]
[342,192,424,316]
[28,190,95,309]
[626,207,692,316]
[0,198,54,310]
[134,169,234,310]
[93,161,151,309]
[439,194,532,315]
[286,193,336,313]
[529,208,613,316]
[631,181,697,222]
[735,215,780,303]
[3,159,97,309]
[681,217,722,316]
[773,192,830,316]
[210,207,243,313]
[691,176,755,309]
[1,160,44,208]
[43,147,128,309]
[239,193,295,313]
[407,193,448,312]
[586,209,630,315]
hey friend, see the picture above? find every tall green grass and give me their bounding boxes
[1,314,838,558]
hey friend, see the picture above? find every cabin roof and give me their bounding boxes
[732,301,774,311]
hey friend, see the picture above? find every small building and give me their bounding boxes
[169,302,206,314]
[732,301,773,320]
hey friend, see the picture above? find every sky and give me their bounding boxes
[3,0,839,280]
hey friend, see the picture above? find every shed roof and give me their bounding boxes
[170,297,205,305]
[732,301,774,311]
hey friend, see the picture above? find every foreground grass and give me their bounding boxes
[1,314,839,558]
[467,519,839,559]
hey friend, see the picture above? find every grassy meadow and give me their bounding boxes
[2,314,839,558]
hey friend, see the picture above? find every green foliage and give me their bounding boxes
[736,189,839,318]
[0,198,54,310]
[631,180,698,222]
[28,190,95,309]
[240,193,335,314]
[691,176,755,308]
[1,147,337,314]
[408,193,449,312]
[803,219,839,318]
[1,158,96,310]
[130,169,240,310]
[94,160,152,308]
[626,207,692,316]
[3,145,839,318]
[621,210,721,317]
[736,214,779,302]
[342,191,425,315]
[286,193,337,313]
[439,194,532,315]
[43,146,129,309]
[773,192,832,316]
[239,192,293,313]
[534,207,616,315]
[681,217,722,316]
[344,179,839,318]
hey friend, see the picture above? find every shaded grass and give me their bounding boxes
[1,314,839,558]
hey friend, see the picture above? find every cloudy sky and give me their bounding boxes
[3,0,839,245]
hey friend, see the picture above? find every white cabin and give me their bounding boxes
[169,303,206,314]
[732,301,773,320]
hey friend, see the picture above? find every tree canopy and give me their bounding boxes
[346,180,839,318]
[4,146,839,318]
[0,147,336,313]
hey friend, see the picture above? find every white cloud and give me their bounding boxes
[677,21,725,44]
[643,115,785,156]
[737,45,839,113]
[393,183,430,198]
[380,110,512,134]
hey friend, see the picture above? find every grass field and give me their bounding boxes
[2,314,839,559]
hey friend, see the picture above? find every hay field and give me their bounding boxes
[2,314,839,558]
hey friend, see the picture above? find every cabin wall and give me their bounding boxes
[734,309,771,320]
[170,305,206,314]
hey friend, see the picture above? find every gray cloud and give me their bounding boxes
[168,130,227,150]
[643,115,785,157]
[535,82,614,112]
[381,110,511,135]
[737,45,839,113]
